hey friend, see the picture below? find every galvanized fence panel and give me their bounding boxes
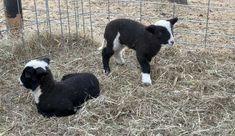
[0,0,234,49]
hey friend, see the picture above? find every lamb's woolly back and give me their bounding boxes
[25,60,48,70]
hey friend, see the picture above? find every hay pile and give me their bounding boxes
[0,34,235,135]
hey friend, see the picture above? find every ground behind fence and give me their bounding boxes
[0,0,234,49]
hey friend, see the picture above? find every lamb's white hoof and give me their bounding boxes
[141,73,152,86]
[97,46,103,51]
[103,69,110,76]
[142,82,152,86]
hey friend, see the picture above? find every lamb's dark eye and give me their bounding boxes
[24,74,31,79]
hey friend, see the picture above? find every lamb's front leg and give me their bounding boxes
[53,99,76,117]
[136,53,152,85]
[39,99,75,117]
[102,47,114,74]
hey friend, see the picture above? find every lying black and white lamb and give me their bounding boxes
[19,58,100,117]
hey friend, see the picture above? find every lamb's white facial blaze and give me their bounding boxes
[25,59,48,70]
[141,73,152,85]
[32,87,42,104]
[155,20,174,45]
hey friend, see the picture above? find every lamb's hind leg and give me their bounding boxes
[113,32,125,65]
[61,73,78,81]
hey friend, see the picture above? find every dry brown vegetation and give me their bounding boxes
[0,33,235,135]
[0,0,235,135]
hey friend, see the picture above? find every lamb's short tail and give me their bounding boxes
[97,39,106,51]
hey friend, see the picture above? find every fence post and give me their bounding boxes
[107,0,110,22]
[3,0,23,36]
[139,0,143,23]
[168,0,188,5]
[204,0,211,48]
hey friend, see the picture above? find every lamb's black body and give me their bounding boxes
[37,71,100,117]
[105,19,162,50]
[103,19,163,74]
[102,18,178,85]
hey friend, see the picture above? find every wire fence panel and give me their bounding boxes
[0,0,234,49]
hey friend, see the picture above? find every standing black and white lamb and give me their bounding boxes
[100,18,178,85]
[19,58,100,117]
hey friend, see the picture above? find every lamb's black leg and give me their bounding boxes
[54,110,75,117]
[136,53,152,85]
[38,99,76,117]
[37,108,54,118]
[53,99,75,117]
[102,47,114,74]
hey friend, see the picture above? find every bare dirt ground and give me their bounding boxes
[0,0,235,136]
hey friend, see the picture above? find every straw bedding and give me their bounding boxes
[0,34,234,135]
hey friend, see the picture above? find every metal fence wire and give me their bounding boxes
[0,0,234,49]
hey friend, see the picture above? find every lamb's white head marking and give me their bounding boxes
[25,59,49,70]
[155,18,178,45]
[19,58,50,91]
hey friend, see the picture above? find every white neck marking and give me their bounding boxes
[32,87,42,104]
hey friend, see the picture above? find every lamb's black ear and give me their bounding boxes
[146,25,156,34]
[36,68,48,76]
[168,17,178,25]
[41,58,50,64]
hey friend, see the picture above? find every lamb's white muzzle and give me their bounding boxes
[18,78,23,86]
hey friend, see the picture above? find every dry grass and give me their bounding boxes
[0,34,235,136]
[0,0,234,135]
